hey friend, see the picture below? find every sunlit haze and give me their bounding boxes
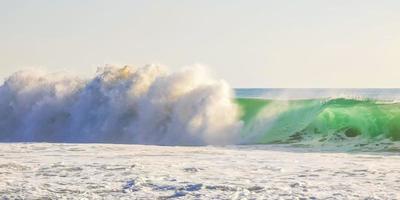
[1,0,399,87]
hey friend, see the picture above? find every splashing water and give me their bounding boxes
[0,65,242,145]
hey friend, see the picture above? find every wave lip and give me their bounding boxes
[0,65,242,145]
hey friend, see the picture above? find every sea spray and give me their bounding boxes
[0,65,242,145]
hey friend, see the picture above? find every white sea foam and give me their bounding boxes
[1,143,399,199]
[0,65,242,145]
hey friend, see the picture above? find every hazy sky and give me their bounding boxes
[1,0,399,88]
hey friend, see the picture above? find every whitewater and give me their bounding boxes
[1,143,399,199]
[0,65,241,145]
[1,65,400,199]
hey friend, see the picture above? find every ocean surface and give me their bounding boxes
[235,88,400,100]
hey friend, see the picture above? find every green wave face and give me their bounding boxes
[236,98,400,148]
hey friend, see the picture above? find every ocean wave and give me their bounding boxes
[1,66,400,150]
[237,98,400,151]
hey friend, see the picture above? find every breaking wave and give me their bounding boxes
[237,98,400,151]
[1,65,400,150]
[0,65,242,145]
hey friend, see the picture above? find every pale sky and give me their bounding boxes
[1,0,399,88]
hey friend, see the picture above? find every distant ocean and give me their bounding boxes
[235,88,400,100]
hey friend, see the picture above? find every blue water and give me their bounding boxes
[235,88,400,100]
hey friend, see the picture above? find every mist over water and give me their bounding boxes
[0,65,242,145]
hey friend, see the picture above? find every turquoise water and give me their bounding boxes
[235,89,400,151]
